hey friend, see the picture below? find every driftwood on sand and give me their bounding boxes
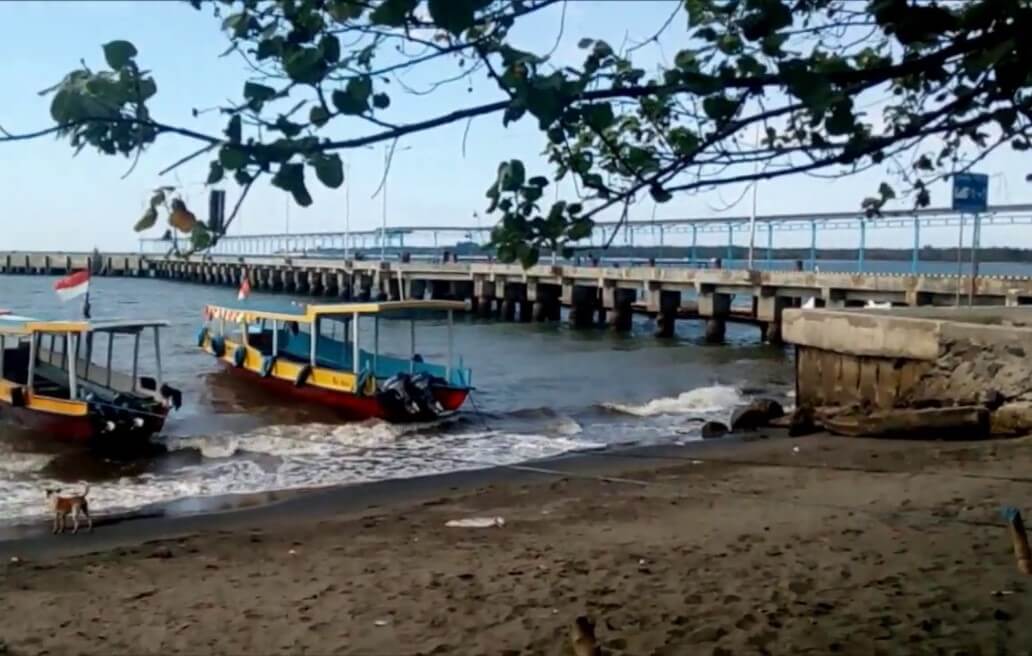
[817,406,990,440]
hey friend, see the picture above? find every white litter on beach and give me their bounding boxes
[445,516,506,528]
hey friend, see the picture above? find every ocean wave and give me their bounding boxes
[0,451,54,475]
[0,428,608,525]
[601,385,744,418]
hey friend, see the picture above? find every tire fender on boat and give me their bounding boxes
[196,326,208,347]
[232,345,247,367]
[210,336,226,358]
[259,356,276,378]
[9,385,25,407]
[294,364,311,387]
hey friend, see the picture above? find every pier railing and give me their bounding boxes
[137,203,1032,275]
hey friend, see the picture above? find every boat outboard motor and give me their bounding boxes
[408,373,445,416]
[160,383,183,410]
[380,374,421,417]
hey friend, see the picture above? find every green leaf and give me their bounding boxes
[244,82,277,103]
[702,95,737,122]
[498,159,526,192]
[581,102,615,131]
[226,115,242,143]
[102,40,137,69]
[878,182,896,201]
[329,0,365,21]
[206,161,225,185]
[274,116,303,137]
[369,0,418,26]
[428,0,477,35]
[332,77,372,114]
[528,176,549,188]
[219,146,247,171]
[284,48,325,84]
[190,224,212,250]
[567,218,593,241]
[577,38,594,49]
[136,77,157,101]
[311,153,344,189]
[826,98,855,136]
[134,207,158,233]
[519,245,540,268]
[310,105,331,126]
[272,163,313,207]
[372,92,391,109]
[256,37,284,61]
[320,35,341,63]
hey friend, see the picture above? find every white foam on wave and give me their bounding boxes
[602,385,744,418]
[0,451,54,474]
[160,419,407,459]
[0,423,608,525]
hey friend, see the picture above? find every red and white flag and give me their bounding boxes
[54,270,90,302]
[238,274,251,301]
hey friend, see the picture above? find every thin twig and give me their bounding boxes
[159,143,217,176]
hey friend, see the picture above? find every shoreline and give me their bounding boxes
[4,431,1032,654]
[0,437,755,560]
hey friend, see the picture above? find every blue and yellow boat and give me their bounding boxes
[198,300,472,422]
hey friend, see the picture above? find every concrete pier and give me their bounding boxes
[7,251,1032,342]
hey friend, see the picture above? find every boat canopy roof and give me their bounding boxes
[205,299,467,323]
[0,315,169,336]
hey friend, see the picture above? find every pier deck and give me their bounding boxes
[4,251,1031,342]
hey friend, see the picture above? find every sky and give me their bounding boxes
[1,0,1030,253]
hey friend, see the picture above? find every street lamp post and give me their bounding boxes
[379,144,412,262]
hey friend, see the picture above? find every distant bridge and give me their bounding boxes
[138,203,1032,274]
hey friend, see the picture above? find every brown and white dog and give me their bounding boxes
[45,484,92,534]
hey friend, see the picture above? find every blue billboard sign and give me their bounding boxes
[952,173,988,213]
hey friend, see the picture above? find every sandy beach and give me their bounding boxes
[2,432,1032,655]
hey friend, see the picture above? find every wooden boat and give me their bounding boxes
[0,314,181,444]
[198,300,473,422]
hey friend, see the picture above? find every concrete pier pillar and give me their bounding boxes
[322,271,335,297]
[705,319,727,343]
[429,280,450,300]
[409,279,427,300]
[528,282,560,322]
[386,276,401,301]
[306,270,320,295]
[756,291,790,345]
[651,290,681,338]
[517,299,533,322]
[357,274,372,301]
[473,277,495,318]
[603,287,636,332]
[566,285,597,329]
[336,272,348,298]
[697,286,731,343]
[451,281,474,302]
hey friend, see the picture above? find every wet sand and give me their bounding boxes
[3,433,1032,655]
